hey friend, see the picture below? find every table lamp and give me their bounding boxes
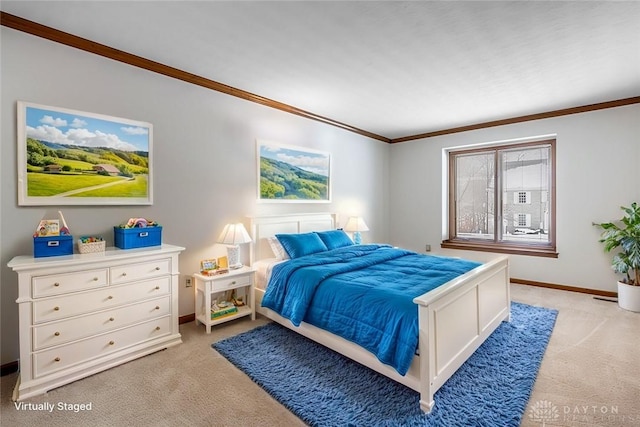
[344,216,369,244]
[217,223,252,269]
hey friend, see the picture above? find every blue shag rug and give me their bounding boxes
[212,302,557,427]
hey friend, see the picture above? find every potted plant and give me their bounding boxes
[595,202,640,312]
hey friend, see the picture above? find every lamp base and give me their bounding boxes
[226,245,243,269]
[353,231,362,245]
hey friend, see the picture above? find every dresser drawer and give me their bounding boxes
[33,277,170,324]
[33,316,172,378]
[211,273,253,292]
[32,269,108,298]
[110,258,171,285]
[33,296,171,350]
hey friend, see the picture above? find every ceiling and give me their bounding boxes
[2,1,639,141]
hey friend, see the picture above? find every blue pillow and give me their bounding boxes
[315,229,353,250]
[276,232,328,259]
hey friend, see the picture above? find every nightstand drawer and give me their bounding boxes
[211,274,252,292]
[33,277,170,323]
[33,296,171,350]
[32,269,108,298]
[33,316,172,378]
[110,258,171,285]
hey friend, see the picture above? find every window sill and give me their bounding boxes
[441,240,558,258]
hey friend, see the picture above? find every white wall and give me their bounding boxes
[389,104,640,292]
[0,28,389,364]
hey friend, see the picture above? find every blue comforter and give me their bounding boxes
[261,244,481,375]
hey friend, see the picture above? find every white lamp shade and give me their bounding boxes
[217,223,252,245]
[344,217,369,232]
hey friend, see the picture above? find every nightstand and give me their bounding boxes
[193,266,255,333]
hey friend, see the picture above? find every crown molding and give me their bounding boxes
[390,96,640,143]
[0,12,390,143]
[3,12,637,145]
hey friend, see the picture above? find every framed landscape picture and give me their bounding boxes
[257,140,331,203]
[17,101,153,205]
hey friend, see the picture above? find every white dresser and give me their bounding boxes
[7,244,185,401]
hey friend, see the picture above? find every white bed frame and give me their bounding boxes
[249,213,510,413]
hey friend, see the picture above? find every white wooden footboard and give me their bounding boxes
[413,255,510,412]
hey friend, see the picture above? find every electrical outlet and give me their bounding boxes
[185,277,192,287]
[425,244,431,252]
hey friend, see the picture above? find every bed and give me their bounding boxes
[249,213,510,414]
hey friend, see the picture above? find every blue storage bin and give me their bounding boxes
[34,235,74,258]
[114,226,162,249]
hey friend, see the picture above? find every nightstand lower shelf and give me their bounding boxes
[196,305,252,330]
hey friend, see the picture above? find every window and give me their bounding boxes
[515,191,530,204]
[515,213,530,227]
[442,139,557,257]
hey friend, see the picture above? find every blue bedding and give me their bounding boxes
[261,244,481,375]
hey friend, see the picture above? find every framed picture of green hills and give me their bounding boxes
[258,140,331,203]
[17,101,153,206]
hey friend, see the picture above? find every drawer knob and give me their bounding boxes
[54,332,60,336]
[54,357,61,362]
[155,306,160,310]
[53,282,60,287]
[155,286,160,290]
[109,340,115,346]
[53,306,60,311]
[155,326,161,331]
[109,317,115,322]
[155,267,161,270]
[122,272,127,276]
[93,277,99,281]
[231,281,237,285]
[108,296,113,300]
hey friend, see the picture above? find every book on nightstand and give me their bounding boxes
[211,305,238,319]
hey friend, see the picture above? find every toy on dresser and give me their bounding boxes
[33,210,73,258]
[114,217,162,249]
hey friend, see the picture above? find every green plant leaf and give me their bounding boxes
[597,202,640,285]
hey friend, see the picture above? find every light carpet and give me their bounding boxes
[212,302,558,426]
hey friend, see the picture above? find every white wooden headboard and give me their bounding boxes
[248,213,337,264]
